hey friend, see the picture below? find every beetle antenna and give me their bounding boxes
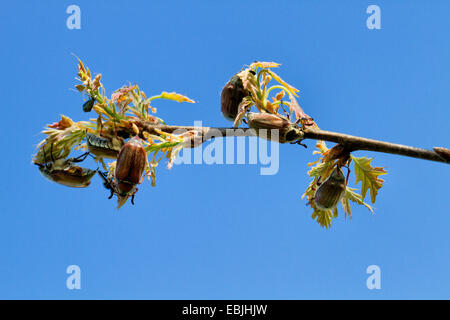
[131,194,135,205]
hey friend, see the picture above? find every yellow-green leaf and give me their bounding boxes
[75,84,85,92]
[250,61,281,69]
[267,70,299,97]
[352,156,386,203]
[160,91,195,103]
[341,186,374,218]
[312,209,333,229]
[307,160,335,179]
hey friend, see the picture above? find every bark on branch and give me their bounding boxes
[132,119,450,164]
[302,128,449,164]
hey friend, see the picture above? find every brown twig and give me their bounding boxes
[133,119,450,164]
[302,128,449,164]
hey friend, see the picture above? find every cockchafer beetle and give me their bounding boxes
[115,136,147,197]
[221,74,249,121]
[86,132,124,159]
[98,136,148,205]
[246,112,304,145]
[313,166,348,211]
[35,148,97,188]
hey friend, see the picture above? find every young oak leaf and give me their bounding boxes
[303,141,380,228]
[267,70,299,97]
[287,93,315,128]
[159,92,195,103]
[249,61,281,69]
[311,208,334,229]
[352,156,387,203]
[340,186,374,219]
[307,141,327,167]
[307,160,335,180]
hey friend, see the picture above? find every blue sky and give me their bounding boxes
[0,0,449,299]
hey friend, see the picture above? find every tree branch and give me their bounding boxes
[302,128,449,164]
[132,119,450,164]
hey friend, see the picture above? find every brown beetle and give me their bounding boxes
[115,136,147,195]
[86,132,124,159]
[100,136,147,206]
[35,150,97,188]
[314,166,347,210]
[221,74,249,121]
[246,112,303,144]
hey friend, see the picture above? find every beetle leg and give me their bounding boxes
[40,146,53,169]
[130,187,139,205]
[316,176,322,186]
[98,171,108,183]
[97,115,104,135]
[50,143,55,162]
[72,152,90,163]
[296,117,315,129]
[99,158,108,171]
[344,166,351,186]
[290,140,307,148]
[280,102,290,120]
[98,171,115,199]
[41,145,48,164]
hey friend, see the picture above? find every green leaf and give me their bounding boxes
[312,209,333,229]
[267,70,299,97]
[307,160,334,179]
[340,186,374,218]
[145,141,181,153]
[352,156,386,203]
[157,92,195,103]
